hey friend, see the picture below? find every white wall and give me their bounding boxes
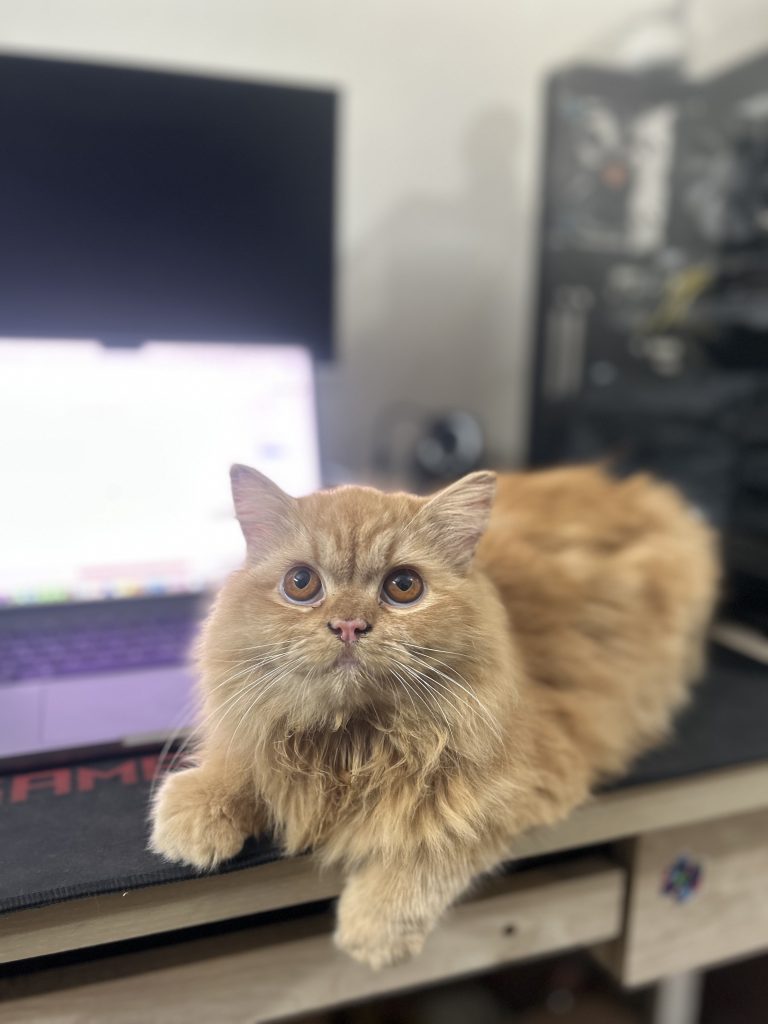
[687,0,768,78]
[1,0,665,475]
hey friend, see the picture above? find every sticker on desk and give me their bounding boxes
[661,855,702,903]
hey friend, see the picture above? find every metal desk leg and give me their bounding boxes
[653,970,703,1024]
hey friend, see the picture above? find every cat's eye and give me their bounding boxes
[281,565,323,604]
[382,567,425,606]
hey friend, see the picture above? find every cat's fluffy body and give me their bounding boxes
[151,464,718,968]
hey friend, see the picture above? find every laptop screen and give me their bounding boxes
[0,340,321,606]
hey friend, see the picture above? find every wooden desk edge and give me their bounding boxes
[0,858,625,1023]
[3,759,768,965]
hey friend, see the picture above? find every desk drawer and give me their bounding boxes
[0,856,624,1024]
[603,807,768,986]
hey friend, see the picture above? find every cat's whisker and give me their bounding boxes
[185,685,259,755]
[410,658,500,731]
[387,664,416,715]
[396,662,460,741]
[149,712,199,800]
[377,669,403,717]
[387,657,439,715]
[294,662,316,718]
[388,662,445,735]
[404,665,462,716]
[391,670,424,721]
[404,641,487,672]
[213,653,301,713]
[208,667,288,758]
[208,656,290,689]
[400,643,473,660]
[204,645,308,698]
[202,644,305,688]
[224,638,298,649]
[400,648,503,740]
[220,642,308,671]
[387,663,429,714]
[156,729,203,790]
[205,673,265,728]
[216,648,316,742]
[149,674,219,796]
[224,639,305,655]
[183,671,284,747]
[192,650,306,743]
[402,645,491,704]
[224,659,305,765]
[410,665,497,741]
[152,638,313,790]
[291,657,325,727]
[202,660,277,699]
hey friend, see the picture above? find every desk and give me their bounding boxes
[1,760,768,1023]
[2,646,768,1023]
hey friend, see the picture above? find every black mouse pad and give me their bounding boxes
[0,749,282,915]
[611,645,768,788]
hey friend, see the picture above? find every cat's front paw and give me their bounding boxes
[334,897,429,969]
[149,768,247,871]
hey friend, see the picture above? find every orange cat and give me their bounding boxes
[150,464,719,968]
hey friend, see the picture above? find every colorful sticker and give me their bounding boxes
[661,855,702,903]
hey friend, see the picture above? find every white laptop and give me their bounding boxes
[0,339,321,768]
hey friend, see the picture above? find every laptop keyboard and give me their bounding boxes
[0,597,202,683]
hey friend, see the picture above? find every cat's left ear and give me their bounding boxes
[230,464,298,562]
[416,471,496,572]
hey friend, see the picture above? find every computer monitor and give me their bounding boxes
[0,340,321,607]
[0,54,335,356]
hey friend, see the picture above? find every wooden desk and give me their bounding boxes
[2,760,768,1023]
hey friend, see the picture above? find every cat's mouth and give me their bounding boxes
[333,647,361,671]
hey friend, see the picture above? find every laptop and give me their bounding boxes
[0,339,321,769]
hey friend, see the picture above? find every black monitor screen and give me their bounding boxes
[0,55,335,355]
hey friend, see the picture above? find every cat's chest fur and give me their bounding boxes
[252,720,472,865]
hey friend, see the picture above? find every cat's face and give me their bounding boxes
[204,466,496,730]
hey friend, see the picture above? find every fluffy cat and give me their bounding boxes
[150,463,718,968]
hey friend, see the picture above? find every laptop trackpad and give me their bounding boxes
[0,683,45,759]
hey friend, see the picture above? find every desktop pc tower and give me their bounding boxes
[529,51,768,627]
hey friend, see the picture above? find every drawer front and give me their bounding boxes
[0,857,624,1024]
[609,808,768,985]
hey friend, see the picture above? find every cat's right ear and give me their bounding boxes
[230,464,297,561]
[416,470,497,572]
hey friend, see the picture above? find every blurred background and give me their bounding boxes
[4,0,765,484]
[3,0,768,661]
[2,1,768,1019]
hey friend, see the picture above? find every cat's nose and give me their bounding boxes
[328,618,371,644]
